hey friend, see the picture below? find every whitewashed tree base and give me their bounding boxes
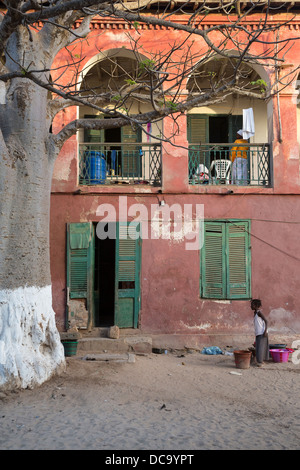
[0,286,66,390]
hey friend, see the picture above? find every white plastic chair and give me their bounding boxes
[209,159,232,184]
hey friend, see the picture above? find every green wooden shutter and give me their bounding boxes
[201,222,226,299]
[121,125,142,177]
[69,247,89,298]
[84,114,104,143]
[121,125,141,146]
[187,115,208,144]
[226,221,251,299]
[188,115,209,177]
[201,220,251,299]
[67,223,95,327]
[115,222,141,328]
[67,223,93,298]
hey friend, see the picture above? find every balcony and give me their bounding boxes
[79,143,162,186]
[189,143,271,186]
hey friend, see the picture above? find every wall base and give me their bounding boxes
[150,333,300,351]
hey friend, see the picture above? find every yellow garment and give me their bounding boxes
[230,139,248,163]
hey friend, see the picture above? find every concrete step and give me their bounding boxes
[77,335,152,355]
[81,353,136,363]
[79,327,145,338]
[78,327,110,338]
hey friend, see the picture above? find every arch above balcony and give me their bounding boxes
[186,55,272,187]
[76,48,163,187]
[78,48,156,100]
[186,55,271,143]
[186,54,270,97]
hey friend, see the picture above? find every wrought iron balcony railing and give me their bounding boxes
[189,143,271,186]
[79,143,162,186]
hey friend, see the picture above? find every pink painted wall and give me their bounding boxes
[50,13,300,342]
[50,193,300,337]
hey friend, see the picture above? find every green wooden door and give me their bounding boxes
[66,222,95,329]
[115,222,141,328]
[121,125,142,177]
[67,222,141,329]
[84,114,104,144]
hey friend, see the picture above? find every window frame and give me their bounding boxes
[200,219,251,300]
[187,113,243,144]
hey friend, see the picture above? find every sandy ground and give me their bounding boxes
[0,350,299,451]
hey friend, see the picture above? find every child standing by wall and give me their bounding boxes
[251,299,269,367]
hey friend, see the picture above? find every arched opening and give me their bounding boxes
[77,49,162,186]
[186,57,271,186]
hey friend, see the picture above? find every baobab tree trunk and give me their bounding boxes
[0,76,65,389]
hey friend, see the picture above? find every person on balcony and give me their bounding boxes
[230,130,249,185]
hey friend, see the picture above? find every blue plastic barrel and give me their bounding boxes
[89,151,106,184]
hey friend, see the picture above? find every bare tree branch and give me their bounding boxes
[0,0,299,160]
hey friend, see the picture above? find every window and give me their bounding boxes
[188,114,246,185]
[200,220,251,299]
[81,114,142,179]
[187,114,243,145]
[78,115,162,185]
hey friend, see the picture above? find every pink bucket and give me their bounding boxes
[270,349,291,363]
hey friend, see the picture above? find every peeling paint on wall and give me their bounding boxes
[179,321,212,331]
[68,299,88,329]
[268,307,297,333]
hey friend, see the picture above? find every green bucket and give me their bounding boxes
[62,340,78,357]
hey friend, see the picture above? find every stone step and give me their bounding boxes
[77,335,152,355]
[78,327,145,338]
[82,353,136,363]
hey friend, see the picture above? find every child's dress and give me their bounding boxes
[254,311,269,363]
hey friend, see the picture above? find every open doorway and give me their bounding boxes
[105,126,121,144]
[209,116,228,143]
[208,115,243,169]
[94,224,116,327]
[104,125,121,176]
[67,222,141,329]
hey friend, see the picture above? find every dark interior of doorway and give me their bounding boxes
[105,126,121,144]
[94,224,115,327]
[209,116,228,143]
[105,123,121,175]
[208,116,229,172]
